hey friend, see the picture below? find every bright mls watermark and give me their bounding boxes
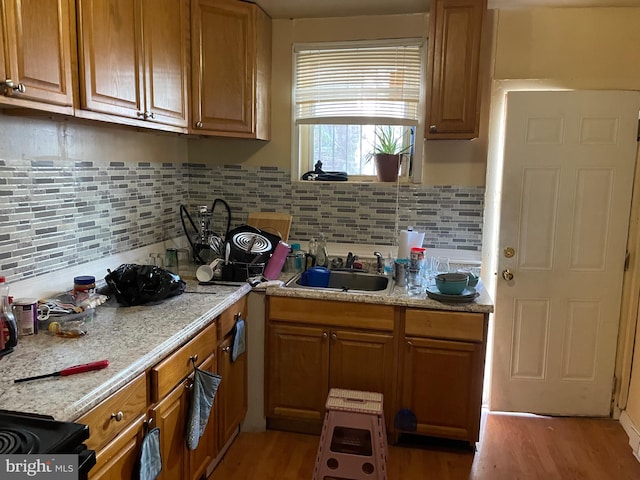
[0,455,78,479]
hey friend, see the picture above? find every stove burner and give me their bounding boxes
[0,428,39,454]
[231,232,272,254]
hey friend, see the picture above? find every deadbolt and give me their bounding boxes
[504,247,515,258]
[502,269,514,281]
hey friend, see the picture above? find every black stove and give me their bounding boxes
[0,409,96,479]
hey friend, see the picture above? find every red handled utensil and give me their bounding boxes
[14,359,110,383]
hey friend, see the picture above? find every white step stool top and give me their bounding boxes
[326,388,383,415]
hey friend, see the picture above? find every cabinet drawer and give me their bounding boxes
[78,374,147,452]
[218,296,247,339]
[151,321,216,401]
[405,309,485,342]
[89,414,146,480]
[269,297,394,331]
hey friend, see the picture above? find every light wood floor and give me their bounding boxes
[209,412,640,480]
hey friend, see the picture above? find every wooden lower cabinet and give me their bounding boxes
[329,328,395,429]
[266,298,396,434]
[151,353,216,480]
[88,414,146,480]
[217,331,248,448]
[401,337,484,442]
[266,323,329,430]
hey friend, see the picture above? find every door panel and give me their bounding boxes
[78,0,142,117]
[491,90,640,415]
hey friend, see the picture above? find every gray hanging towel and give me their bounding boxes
[139,427,162,480]
[231,317,246,363]
[186,367,222,450]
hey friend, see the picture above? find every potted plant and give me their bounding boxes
[367,126,411,182]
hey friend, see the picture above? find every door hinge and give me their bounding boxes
[625,250,630,271]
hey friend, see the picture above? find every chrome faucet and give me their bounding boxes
[373,252,383,274]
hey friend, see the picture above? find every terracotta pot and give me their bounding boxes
[373,153,401,182]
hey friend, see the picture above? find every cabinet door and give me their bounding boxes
[217,332,247,450]
[151,377,188,480]
[77,0,143,118]
[329,329,396,430]
[425,0,486,139]
[266,323,329,428]
[401,336,483,442]
[187,354,216,480]
[141,0,188,127]
[89,415,146,480]
[191,0,254,135]
[1,0,74,108]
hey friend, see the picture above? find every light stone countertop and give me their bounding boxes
[0,279,250,422]
[266,278,494,314]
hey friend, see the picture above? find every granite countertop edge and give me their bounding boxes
[0,282,251,422]
[265,281,494,314]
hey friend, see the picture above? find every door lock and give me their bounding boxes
[504,247,515,258]
[502,269,514,281]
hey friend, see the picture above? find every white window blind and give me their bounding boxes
[294,41,423,124]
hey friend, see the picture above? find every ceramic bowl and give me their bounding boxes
[457,270,479,287]
[435,272,469,295]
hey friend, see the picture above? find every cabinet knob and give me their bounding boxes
[137,111,145,118]
[331,333,337,340]
[222,345,231,353]
[2,79,25,94]
[195,121,203,128]
[406,340,413,347]
[189,354,198,363]
[110,411,124,422]
[322,332,328,339]
[146,111,155,120]
[429,125,438,133]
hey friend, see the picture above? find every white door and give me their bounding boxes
[491,90,640,416]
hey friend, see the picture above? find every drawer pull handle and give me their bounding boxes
[189,354,198,364]
[407,340,413,347]
[110,411,124,422]
[222,346,231,353]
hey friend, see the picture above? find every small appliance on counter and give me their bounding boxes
[0,409,96,479]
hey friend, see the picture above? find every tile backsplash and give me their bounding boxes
[0,120,484,283]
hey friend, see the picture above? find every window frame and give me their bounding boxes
[291,39,427,184]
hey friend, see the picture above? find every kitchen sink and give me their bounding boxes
[285,270,392,294]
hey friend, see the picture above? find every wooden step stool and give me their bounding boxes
[313,388,387,480]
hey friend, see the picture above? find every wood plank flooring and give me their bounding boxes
[208,412,640,480]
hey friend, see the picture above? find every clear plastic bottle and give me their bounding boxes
[0,276,18,349]
[316,233,328,267]
[384,252,394,276]
[306,237,318,269]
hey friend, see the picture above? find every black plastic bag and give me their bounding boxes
[105,264,186,306]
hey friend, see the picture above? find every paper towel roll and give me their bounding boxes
[398,229,425,259]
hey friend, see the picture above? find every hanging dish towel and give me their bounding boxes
[139,426,162,480]
[186,367,222,450]
[231,317,246,363]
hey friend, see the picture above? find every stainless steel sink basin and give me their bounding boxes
[285,270,391,294]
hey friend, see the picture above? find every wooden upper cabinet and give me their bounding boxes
[425,0,486,139]
[141,0,188,128]
[191,0,271,139]
[77,0,188,130]
[0,0,74,112]
[77,0,142,118]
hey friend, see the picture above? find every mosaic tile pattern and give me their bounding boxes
[0,159,483,283]
[186,165,485,251]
